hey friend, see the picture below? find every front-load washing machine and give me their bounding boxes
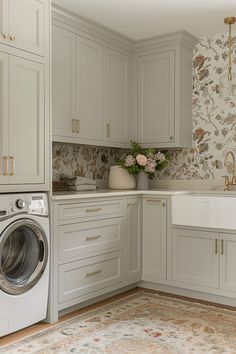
[0,193,50,337]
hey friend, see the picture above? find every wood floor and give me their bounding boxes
[1,286,236,347]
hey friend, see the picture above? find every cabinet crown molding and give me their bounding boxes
[134,30,198,53]
[52,5,133,52]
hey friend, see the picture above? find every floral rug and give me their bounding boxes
[1,292,236,354]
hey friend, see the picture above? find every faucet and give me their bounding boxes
[224,151,236,191]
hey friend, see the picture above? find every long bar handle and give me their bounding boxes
[215,239,218,254]
[86,235,101,241]
[3,156,8,175]
[76,119,80,133]
[86,207,102,213]
[106,123,111,138]
[146,199,166,207]
[86,269,101,277]
[221,239,224,255]
[72,119,75,133]
[9,156,14,176]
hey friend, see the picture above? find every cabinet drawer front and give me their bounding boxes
[58,200,123,223]
[59,251,123,303]
[59,218,123,261]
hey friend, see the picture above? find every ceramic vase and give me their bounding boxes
[136,172,149,190]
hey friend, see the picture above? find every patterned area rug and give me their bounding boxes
[1,292,236,354]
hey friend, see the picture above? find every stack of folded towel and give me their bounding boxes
[60,174,98,191]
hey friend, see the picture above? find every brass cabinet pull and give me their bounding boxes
[76,119,80,133]
[170,136,173,141]
[106,123,110,138]
[9,35,16,41]
[2,34,7,39]
[215,239,218,254]
[9,156,14,176]
[86,269,101,277]
[86,235,101,241]
[85,207,102,213]
[3,156,8,175]
[146,199,166,207]
[72,119,75,133]
[221,239,224,255]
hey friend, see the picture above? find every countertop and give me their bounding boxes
[51,189,193,200]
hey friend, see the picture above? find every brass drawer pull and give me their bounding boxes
[86,269,101,277]
[9,35,16,41]
[85,207,102,213]
[86,235,101,241]
[9,156,14,176]
[3,156,8,175]
[72,119,76,133]
[146,199,166,207]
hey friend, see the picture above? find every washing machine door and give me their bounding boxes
[0,218,48,295]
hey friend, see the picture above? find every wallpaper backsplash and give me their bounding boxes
[52,32,236,184]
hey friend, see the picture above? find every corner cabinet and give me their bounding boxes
[142,197,167,282]
[104,47,129,145]
[0,0,46,56]
[125,197,142,283]
[52,20,131,148]
[136,31,197,148]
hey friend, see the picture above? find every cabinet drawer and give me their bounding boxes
[58,199,123,223]
[59,251,123,303]
[59,218,123,261]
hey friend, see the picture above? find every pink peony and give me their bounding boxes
[136,154,148,166]
[124,154,136,167]
[145,158,156,173]
[154,152,165,161]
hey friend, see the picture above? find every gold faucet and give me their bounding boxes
[224,151,236,191]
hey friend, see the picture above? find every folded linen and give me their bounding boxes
[67,184,97,192]
[60,174,97,186]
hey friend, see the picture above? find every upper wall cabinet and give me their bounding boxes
[0,0,46,56]
[104,47,129,145]
[52,26,103,145]
[52,7,133,148]
[135,31,197,148]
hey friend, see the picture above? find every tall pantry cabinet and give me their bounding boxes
[0,0,50,192]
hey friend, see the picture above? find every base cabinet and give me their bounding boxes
[125,197,142,283]
[142,197,167,282]
[50,196,141,322]
[172,228,236,294]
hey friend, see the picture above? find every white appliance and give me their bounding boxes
[0,193,50,337]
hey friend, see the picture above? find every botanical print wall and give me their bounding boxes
[52,143,126,181]
[159,31,236,180]
[52,32,236,182]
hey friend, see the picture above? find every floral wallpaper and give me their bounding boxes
[158,31,236,180]
[52,32,236,183]
[52,143,126,181]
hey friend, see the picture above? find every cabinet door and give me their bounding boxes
[0,52,8,184]
[172,228,219,288]
[220,233,236,292]
[8,56,45,184]
[138,50,175,145]
[76,36,103,141]
[126,198,142,282]
[105,48,128,144]
[0,0,8,45]
[7,0,45,56]
[142,198,167,282]
[52,26,76,139]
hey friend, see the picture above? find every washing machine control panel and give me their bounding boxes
[2,193,49,217]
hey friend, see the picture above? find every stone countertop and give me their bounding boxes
[51,189,193,200]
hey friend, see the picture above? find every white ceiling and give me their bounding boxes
[52,0,236,40]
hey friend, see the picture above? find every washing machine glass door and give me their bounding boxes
[0,219,48,295]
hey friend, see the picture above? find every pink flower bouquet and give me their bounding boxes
[118,141,170,179]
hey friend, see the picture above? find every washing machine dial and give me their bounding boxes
[16,199,26,209]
